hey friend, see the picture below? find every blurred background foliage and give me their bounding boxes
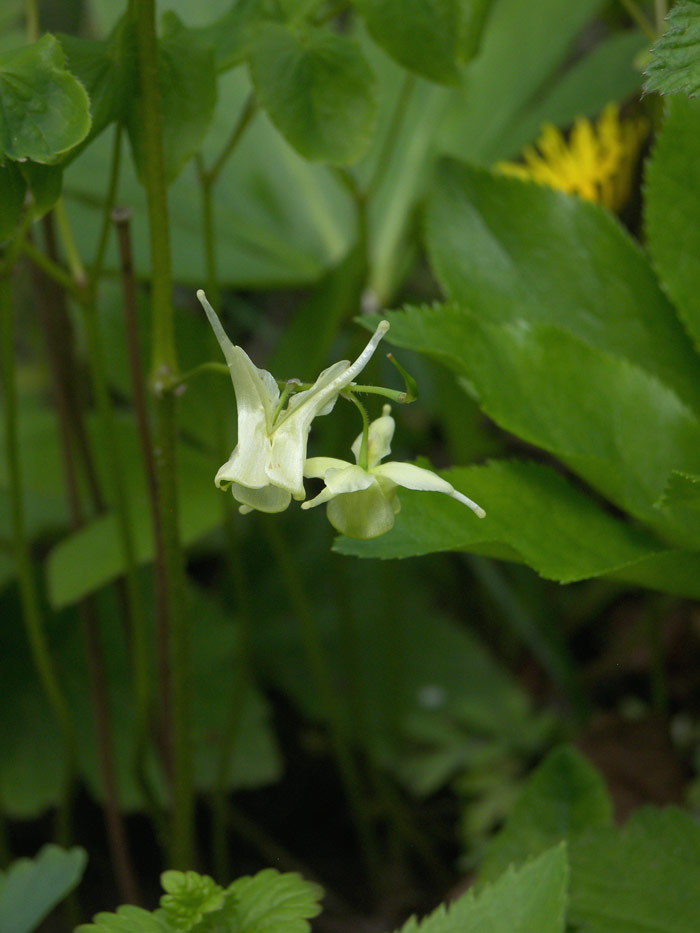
[3,0,699,929]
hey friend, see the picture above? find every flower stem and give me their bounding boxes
[53,198,87,287]
[32,219,139,903]
[204,92,257,186]
[133,0,193,867]
[80,294,153,824]
[344,392,370,469]
[91,123,123,288]
[112,208,169,834]
[262,519,379,882]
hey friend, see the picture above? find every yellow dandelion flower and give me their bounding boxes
[497,103,648,212]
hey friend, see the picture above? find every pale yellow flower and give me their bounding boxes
[497,103,648,212]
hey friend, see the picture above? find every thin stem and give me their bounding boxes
[262,518,379,882]
[344,392,370,470]
[619,0,657,39]
[171,361,229,388]
[80,295,153,825]
[91,123,124,289]
[133,0,193,866]
[19,240,87,305]
[53,199,87,287]
[25,0,39,41]
[655,0,667,32]
[0,264,78,845]
[196,146,257,884]
[32,230,139,903]
[205,93,257,186]
[113,207,171,839]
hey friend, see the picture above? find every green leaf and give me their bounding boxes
[352,0,464,85]
[365,306,700,538]
[0,35,91,162]
[77,905,171,933]
[127,12,217,185]
[479,746,612,884]
[645,0,700,96]
[397,844,568,933]
[645,95,700,356]
[58,17,137,150]
[425,159,700,415]
[0,845,87,933]
[159,872,225,931]
[0,161,26,242]
[193,0,280,71]
[227,869,323,932]
[569,807,700,932]
[334,456,697,587]
[249,23,378,164]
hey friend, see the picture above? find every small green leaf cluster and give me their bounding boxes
[78,868,323,933]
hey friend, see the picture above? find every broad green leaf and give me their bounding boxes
[352,0,464,85]
[570,807,700,932]
[479,746,612,884]
[645,95,700,355]
[59,18,137,151]
[227,869,323,932]
[645,0,700,96]
[334,457,696,587]
[77,905,171,933]
[0,161,26,241]
[193,0,280,71]
[127,12,217,185]
[397,844,568,933]
[159,871,225,930]
[365,306,700,538]
[249,23,378,164]
[0,35,91,162]
[425,160,700,414]
[0,845,87,933]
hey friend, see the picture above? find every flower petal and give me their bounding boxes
[230,482,291,514]
[303,456,353,479]
[326,484,397,539]
[373,462,485,517]
[302,464,375,509]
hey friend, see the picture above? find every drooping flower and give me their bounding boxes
[496,103,648,212]
[197,290,390,514]
[302,405,485,539]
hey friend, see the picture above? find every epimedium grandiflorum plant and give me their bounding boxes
[0,0,663,912]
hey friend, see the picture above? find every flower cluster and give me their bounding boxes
[198,290,484,539]
[497,103,648,212]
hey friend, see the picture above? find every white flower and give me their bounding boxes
[302,404,485,538]
[197,290,390,514]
